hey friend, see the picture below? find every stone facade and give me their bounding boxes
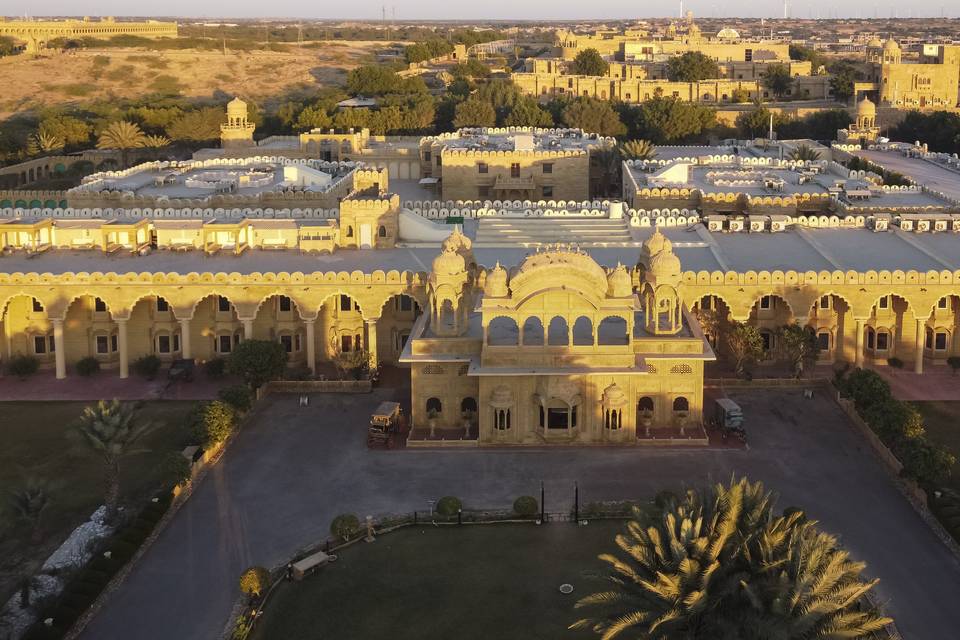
[0,17,177,53]
[860,40,960,110]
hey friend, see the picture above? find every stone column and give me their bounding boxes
[914,318,924,375]
[179,318,192,359]
[304,318,317,374]
[117,318,129,379]
[365,319,378,368]
[241,318,254,340]
[855,318,865,367]
[52,318,66,380]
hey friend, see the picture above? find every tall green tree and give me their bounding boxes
[504,97,554,127]
[227,340,288,388]
[735,107,789,139]
[778,323,820,378]
[626,96,716,143]
[828,61,860,102]
[165,107,225,144]
[726,321,764,377]
[666,51,720,82]
[453,99,496,128]
[560,97,626,136]
[570,48,609,76]
[572,477,892,640]
[762,63,794,100]
[96,120,146,168]
[76,400,156,516]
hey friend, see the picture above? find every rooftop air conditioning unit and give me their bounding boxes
[707,218,724,232]
[871,218,889,232]
[952,218,960,232]
[900,219,914,231]
[728,219,745,232]
[749,219,765,232]
[770,219,787,232]
[933,219,948,232]
[916,220,930,232]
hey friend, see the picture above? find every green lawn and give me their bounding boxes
[252,521,626,640]
[915,402,960,493]
[0,400,198,603]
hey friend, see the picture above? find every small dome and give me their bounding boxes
[432,248,465,276]
[867,37,883,48]
[226,97,247,115]
[857,97,876,117]
[883,38,900,52]
[641,228,672,261]
[485,263,509,297]
[442,227,472,254]
[602,383,628,408]
[649,247,682,278]
[716,27,740,40]
[607,264,632,298]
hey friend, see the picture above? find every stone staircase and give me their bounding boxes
[474,216,633,247]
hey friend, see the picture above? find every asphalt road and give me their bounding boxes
[80,387,960,640]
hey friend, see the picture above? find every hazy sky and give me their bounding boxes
[13,1,960,20]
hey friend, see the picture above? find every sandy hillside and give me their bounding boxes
[0,41,385,118]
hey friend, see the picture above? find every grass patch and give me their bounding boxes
[58,83,97,97]
[105,64,137,82]
[149,74,183,95]
[251,522,622,640]
[915,401,960,492]
[0,401,198,604]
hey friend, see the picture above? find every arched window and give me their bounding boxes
[638,396,654,413]
[461,397,477,415]
[673,397,689,412]
[494,409,511,430]
[488,317,519,346]
[522,317,544,345]
[547,316,568,345]
[345,226,354,238]
[378,225,387,237]
[426,397,442,414]
[597,316,628,345]
[572,316,593,346]
[604,408,622,430]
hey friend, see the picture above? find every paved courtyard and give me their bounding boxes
[80,386,960,640]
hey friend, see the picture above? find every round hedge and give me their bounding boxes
[239,566,271,598]
[436,496,462,516]
[513,495,539,517]
[330,513,361,541]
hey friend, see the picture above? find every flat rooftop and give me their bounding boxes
[431,128,602,153]
[854,148,960,204]
[4,223,960,276]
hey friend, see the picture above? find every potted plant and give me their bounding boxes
[427,408,439,438]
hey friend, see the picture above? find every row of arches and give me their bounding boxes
[486,315,630,347]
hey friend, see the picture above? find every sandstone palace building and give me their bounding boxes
[2,118,960,446]
[0,16,177,53]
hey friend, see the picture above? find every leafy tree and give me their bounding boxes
[294,104,333,131]
[404,39,454,64]
[572,477,892,639]
[778,323,820,378]
[346,65,427,96]
[828,61,860,102]
[735,107,789,139]
[726,321,764,377]
[227,339,288,388]
[8,477,51,544]
[787,143,822,162]
[453,99,496,128]
[560,97,626,136]
[625,96,716,144]
[620,139,656,160]
[777,109,852,141]
[76,399,155,516]
[330,513,361,541]
[193,400,236,448]
[239,566,271,599]
[165,107,225,144]
[451,59,490,79]
[38,114,92,148]
[730,88,751,103]
[571,48,609,76]
[96,120,146,167]
[0,35,19,57]
[666,51,720,82]
[141,134,171,160]
[890,110,960,154]
[503,97,553,127]
[762,63,793,100]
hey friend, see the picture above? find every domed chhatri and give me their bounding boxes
[220,96,255,149]
[431,245,467,276]
[649,247,682,279]
[607,263,633,298]
[857,96,876,117]
[485,262,510,298]
[641,228,672,262]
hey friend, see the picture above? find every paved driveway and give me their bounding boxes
[80,388,960,640]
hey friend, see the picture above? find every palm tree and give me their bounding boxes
[96,120,147,168]
[789,143,822,162]
[620,139,657,161]
[27,131,64,156]
[590,141,622,198]
[572,478,892,640]
[142,134,172,160]
[8,477,51,544]
[76,400,155,516]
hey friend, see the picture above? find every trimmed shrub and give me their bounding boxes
[897,438,955,486]
[330,513,361,541]
[218,384,253,413]
[887,356,904,369]
[6,354,39,378]
[513,495,539,517]
[239,566,271,599]
[160,451,192,488]
[193,401,235,449]
[204,357,226,378]
[132,355,162,379]
[75,356,100,376]
[436,496,462,516]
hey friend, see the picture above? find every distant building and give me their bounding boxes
[0,16,177,54]
[220,98,256,150]
[860,39,960,110]
[837,97,880,145]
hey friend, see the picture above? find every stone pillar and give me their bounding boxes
[914,318,924,374]
[304,318,317,374]
[242,318,254,340]
[855,319,865,367]
[52,319,66,380]
[117,318,129,379]
[179,318,192,359]
[366,319,378,368]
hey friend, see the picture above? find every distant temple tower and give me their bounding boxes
[640,229,684,336]
[220,97,255,149]
[837,96,880,145]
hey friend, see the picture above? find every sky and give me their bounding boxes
[12,0,960,20]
